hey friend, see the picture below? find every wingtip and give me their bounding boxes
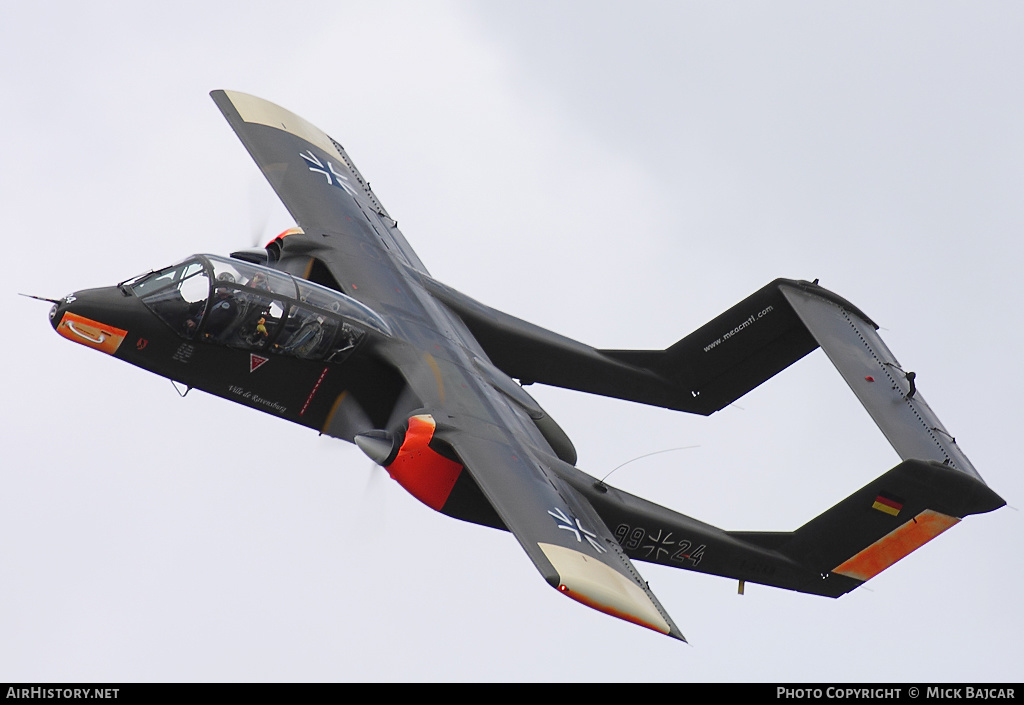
[669,628,689,644]
[659,611,687,643]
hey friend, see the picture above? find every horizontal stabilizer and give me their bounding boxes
[718,283,1004,594]
[732,458,1004,595]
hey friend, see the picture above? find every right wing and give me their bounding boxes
[425,419,686,641]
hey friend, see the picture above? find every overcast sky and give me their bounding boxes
[3,1,1022,682]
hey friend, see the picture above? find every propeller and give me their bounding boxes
[353,430,395,466]
[352,383,422,467]
[323,390,376,442]
[346,385,418,516]
[324,383,425,517]
[386,384,424,436]
[248,175,275,247]
[353,383,431,519]
[228,179,292,266]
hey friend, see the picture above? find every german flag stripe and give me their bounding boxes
[872,493,903,516]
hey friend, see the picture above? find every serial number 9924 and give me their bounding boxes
[613,524,706,566]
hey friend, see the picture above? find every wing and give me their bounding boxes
[429,420,686,641]
[214,90,686,640]
[211,90,429,275]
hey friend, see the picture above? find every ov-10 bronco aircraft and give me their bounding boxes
[45,91,1004,642]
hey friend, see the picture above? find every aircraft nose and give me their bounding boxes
[50,287,133,356]
[48,295,73,331]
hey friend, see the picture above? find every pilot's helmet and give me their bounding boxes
[217,272,235,284]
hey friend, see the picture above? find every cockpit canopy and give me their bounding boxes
[129,254,390,361]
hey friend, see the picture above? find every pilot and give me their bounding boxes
[148,287,205,338]
[325,323,360,362]
[249,272,271,292]
[203,279,240,340]
[282,314,324,356]
[181,299,206,337]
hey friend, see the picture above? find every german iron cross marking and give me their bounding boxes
[300,150,358,196]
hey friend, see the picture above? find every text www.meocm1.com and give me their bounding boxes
[6,689,118,699]
[703,305,774,353]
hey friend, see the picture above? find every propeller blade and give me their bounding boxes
[322,391,375,442]
[248,176,273,247]
[385,384,423,435]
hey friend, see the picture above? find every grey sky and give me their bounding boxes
[3,1,1021,681]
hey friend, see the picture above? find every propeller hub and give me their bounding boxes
[354,430,397,466]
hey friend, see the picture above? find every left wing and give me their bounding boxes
[430,421,687,641]
[214,90,686,640]
[211,89,429,273]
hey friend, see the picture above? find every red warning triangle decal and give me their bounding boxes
[250,354,269,373]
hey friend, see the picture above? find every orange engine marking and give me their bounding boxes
[833,509,960,581]
[385,415,462,512]
[56,312,127,356]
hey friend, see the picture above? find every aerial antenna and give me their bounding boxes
[18,293,62,304]
[593,445,698,492]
